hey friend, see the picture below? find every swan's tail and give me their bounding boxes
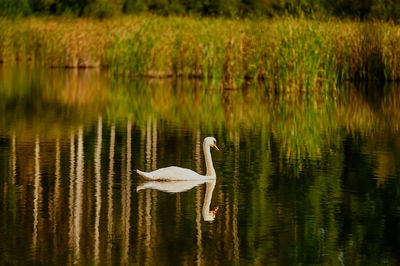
[136,169,154,180]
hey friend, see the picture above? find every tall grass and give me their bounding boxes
[1,16,400,90]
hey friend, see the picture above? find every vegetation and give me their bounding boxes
[1,16,400,90]
[2,0,400,20]
[1,1,399,264]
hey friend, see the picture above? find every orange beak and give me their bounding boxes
[213,143,220,151]
[213,206,219,217]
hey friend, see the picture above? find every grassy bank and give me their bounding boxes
[1,16,400,90]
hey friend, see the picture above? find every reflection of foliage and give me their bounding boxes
[0,65,107,138]
[1,66,400,265]
[1,66,400,176]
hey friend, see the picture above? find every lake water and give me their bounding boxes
[0,65,399,265]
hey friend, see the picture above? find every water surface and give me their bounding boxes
[0,66,400,265]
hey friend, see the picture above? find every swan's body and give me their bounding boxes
[136,167,211,181]
[136,137,219,181]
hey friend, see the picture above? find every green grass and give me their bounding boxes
[1,16,400,91]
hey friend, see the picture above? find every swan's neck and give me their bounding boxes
[202,181,216,220]
[203,143,216,177]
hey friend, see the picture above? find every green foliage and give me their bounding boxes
[0,0,32,16]
[123,0,147,13]
[2,0,400,19]
[84,0,123,18]
[2,17,400,90]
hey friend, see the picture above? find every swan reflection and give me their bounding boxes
[137,180,218,222]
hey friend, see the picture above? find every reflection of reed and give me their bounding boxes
[224,193,231,254]
[195,130,203,266]
[107,124,115,264]
[145,123,151,264]
[121,120,132,264]
[151,119,158,255]
[5,133,16,210]
[11,133,16,184]
[137,129,145,263]
[74,127,84,262]
[152,119,157,170]
[63,68,105,107]
[32,136,42,253]
[195,130,201,172]
[146,119,151,171]
[68,132,76,261]
[175,193,181,231]
[233,133,240,265]
[217,183,223,250]
[52,137,61,235]
[144,118,157,263]
[94,116,102,263]
[145,189,152,260]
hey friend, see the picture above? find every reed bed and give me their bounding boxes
[1,16,400,90]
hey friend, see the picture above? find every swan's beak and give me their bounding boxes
[213,206,219,217]
[213,143,220,151]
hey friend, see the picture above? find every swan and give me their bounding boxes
[136,180,207,193]
[137,180,219,221]
[202,181,219,221]
[136,137,219,181]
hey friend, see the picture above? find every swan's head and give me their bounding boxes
[204,137,219,151]
[203,206,219,222]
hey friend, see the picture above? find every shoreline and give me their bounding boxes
[1,16,399,90]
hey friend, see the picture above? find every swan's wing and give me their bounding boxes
[136,180,206,193]
[138,166,207,181]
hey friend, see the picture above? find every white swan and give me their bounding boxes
[136,180,207,193]
[136,137,219,181]
[202,181,219,221]
[137,180,218,221]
